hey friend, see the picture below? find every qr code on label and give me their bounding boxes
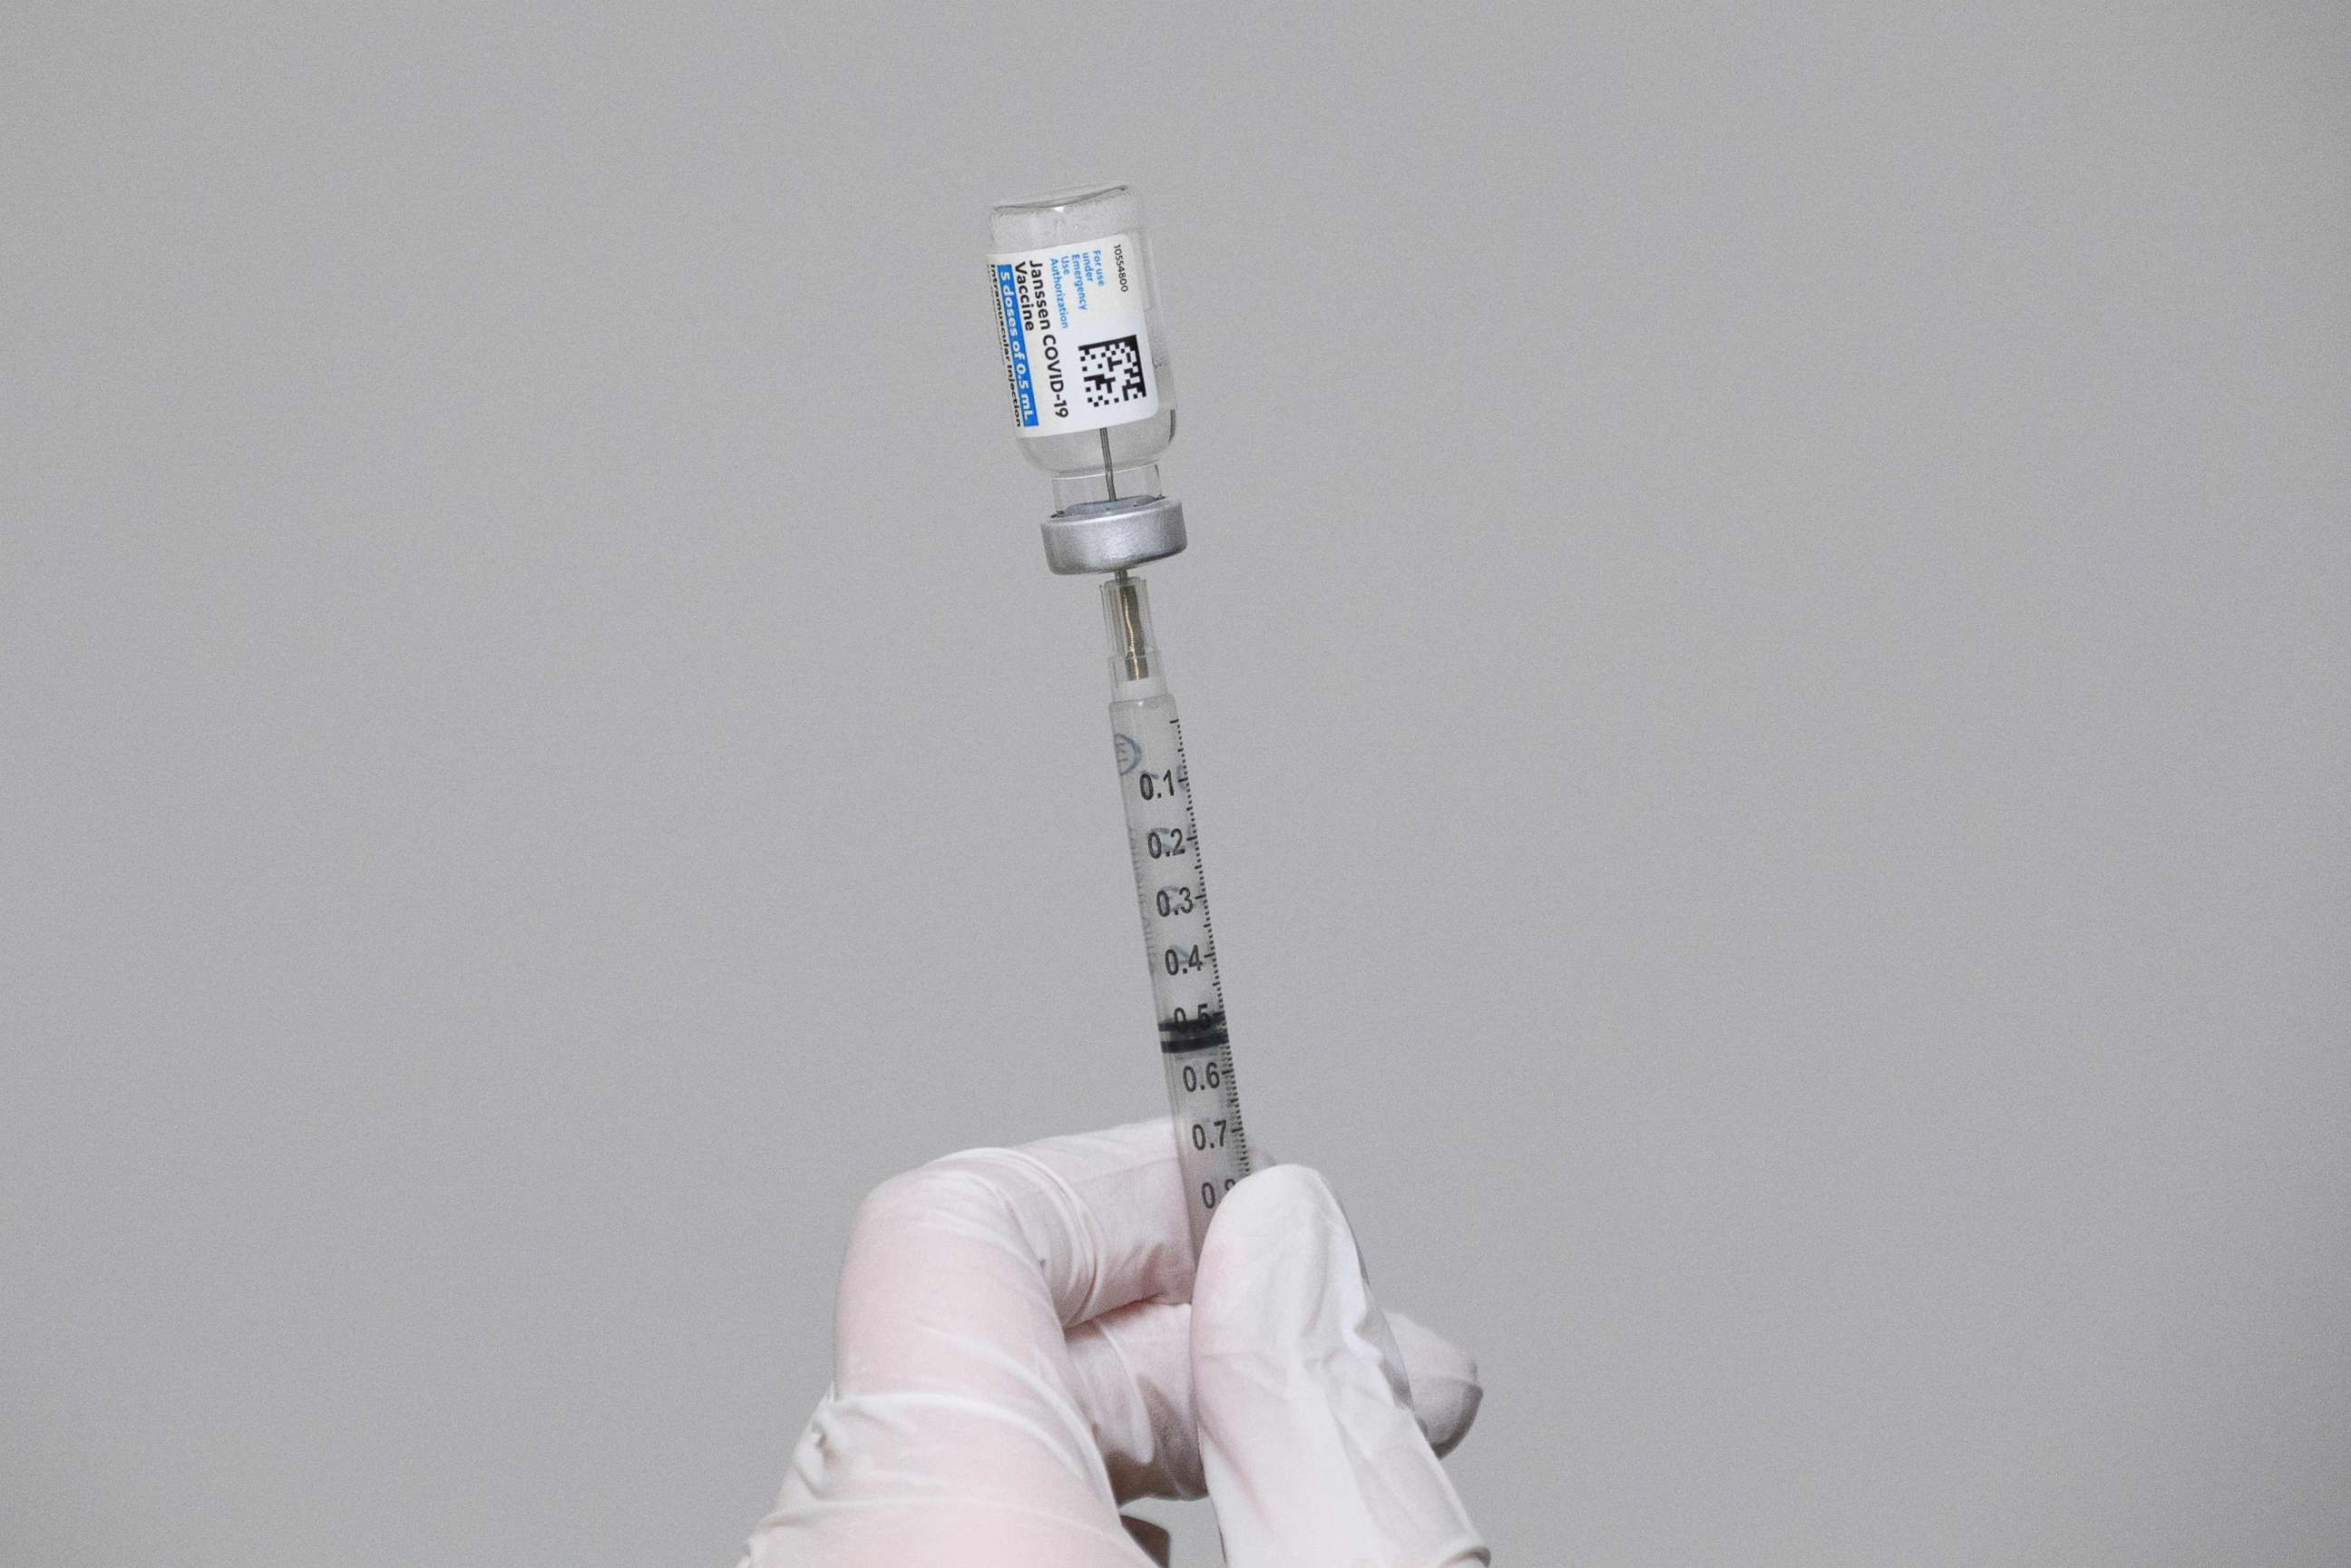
[1080,335,1148,409]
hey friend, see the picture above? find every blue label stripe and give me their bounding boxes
[996,263,1037,427]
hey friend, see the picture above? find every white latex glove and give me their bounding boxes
[741,1121,1488,1567]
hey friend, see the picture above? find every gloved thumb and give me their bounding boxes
[1188,1166,1488,1567]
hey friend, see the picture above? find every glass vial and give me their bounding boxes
[989,183,1178,509]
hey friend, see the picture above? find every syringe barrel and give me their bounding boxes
[989,183,1177,509]
[1103,574,1250,1252]
[1110,684,1249,1252]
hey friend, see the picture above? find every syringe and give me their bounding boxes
[1102,570,1249,1247]
[988,183,1253,1251]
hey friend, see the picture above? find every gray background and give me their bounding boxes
[4,4,2346,1564]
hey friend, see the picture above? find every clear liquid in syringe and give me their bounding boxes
[1106,578,1251,1251]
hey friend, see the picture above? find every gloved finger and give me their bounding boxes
[1066,1300,1483,1502]
[838,1119,1191,1353]
[797,1121,1191,1521]
[1190,1166,1489,1567]
[1390,1311,1484,1460]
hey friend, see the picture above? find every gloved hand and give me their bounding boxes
[740,1121,1488,1567]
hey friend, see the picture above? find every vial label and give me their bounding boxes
[989,232,1158,437]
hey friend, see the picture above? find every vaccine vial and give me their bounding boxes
[989,183,1178,509]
